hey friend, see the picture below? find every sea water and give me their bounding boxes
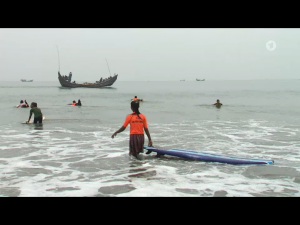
[0,79,300,197]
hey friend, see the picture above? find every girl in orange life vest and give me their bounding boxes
[111,101,153,159]
[71,100,76,106]
[132,96,143,101]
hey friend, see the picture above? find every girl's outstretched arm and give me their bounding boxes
[111,126,126,138]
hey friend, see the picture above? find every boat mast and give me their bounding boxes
[56,45,60,72]
[105,58,112,76]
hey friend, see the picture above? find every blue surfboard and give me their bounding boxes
[144,146,274,165]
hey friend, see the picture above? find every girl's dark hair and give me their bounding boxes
[131,101,141,118]
[31,102,37,107]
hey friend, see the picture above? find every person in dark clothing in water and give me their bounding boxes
[213,99,223,108]
[76,99,82,106]
[27,102,43,124]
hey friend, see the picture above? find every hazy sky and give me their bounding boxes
[0,28,299,81]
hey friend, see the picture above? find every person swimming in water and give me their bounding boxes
[17,100,29,108]
[111,100,152,159]
[213,99,223,108]
[76,99,82,106]
[132,96,143,101]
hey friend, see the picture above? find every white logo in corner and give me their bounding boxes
[266,40,276,51]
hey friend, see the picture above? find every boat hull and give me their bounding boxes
[58,72,118,88]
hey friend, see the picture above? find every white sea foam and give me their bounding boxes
[1,116,300,197]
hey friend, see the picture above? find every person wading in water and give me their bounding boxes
[111,101,152,159]
[213,99,223,108]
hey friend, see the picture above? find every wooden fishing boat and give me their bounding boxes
[55,46,118,88]
[58,72,118,88]
[196,78,205,81]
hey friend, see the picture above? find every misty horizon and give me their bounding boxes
[1,28,299,82]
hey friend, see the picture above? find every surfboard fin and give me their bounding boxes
[145,150,152,154]
[156,153,165,157]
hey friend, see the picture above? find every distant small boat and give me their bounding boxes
[196,79,205,81]
[21,79,33,82]
[180,80,185,81]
